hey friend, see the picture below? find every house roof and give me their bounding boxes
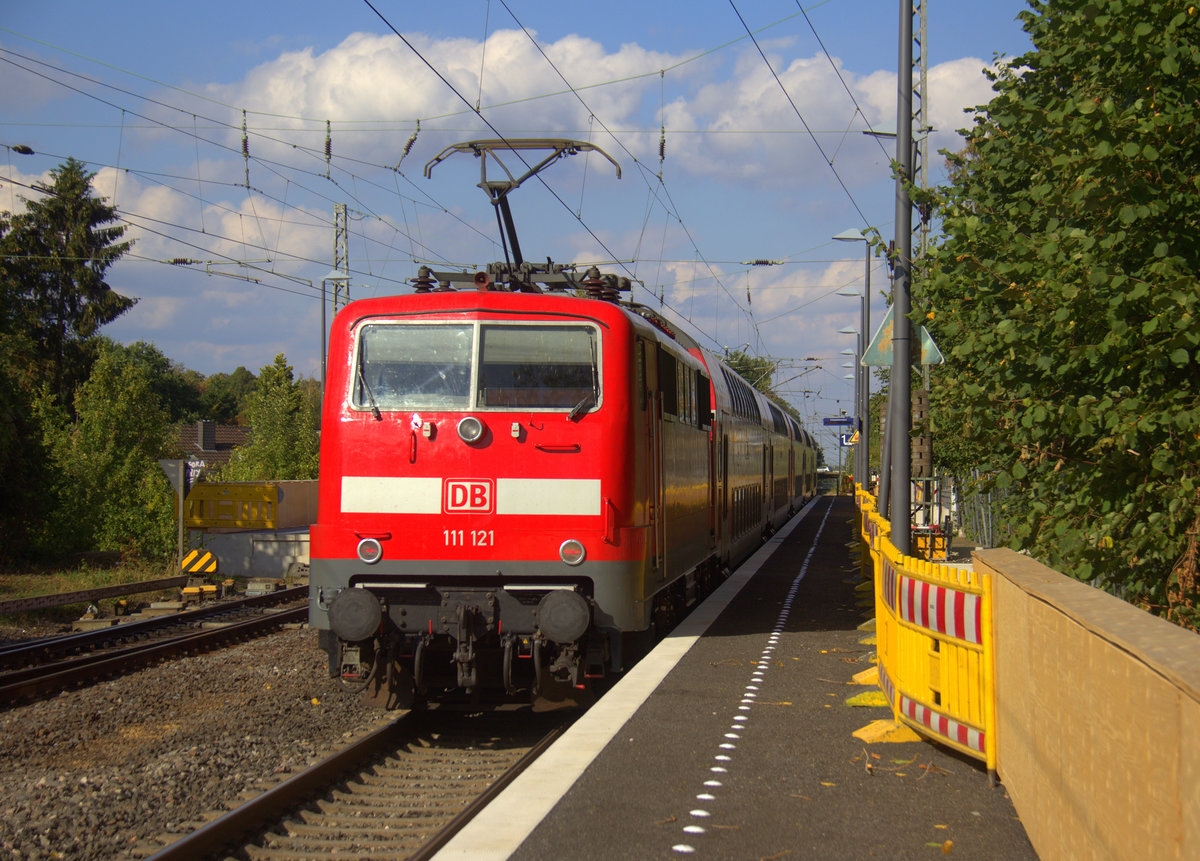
[175,421,251,470]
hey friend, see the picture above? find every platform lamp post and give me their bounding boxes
[837,332,859,489]
[833,228,871,495]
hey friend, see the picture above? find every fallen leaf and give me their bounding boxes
[820,782,836,787]
[655,815,677,825]
[942,839,954,854]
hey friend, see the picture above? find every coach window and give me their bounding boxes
[677,361,690,424]
[354,323,473,410]
[476,324,600,410]
[658,348,678,417]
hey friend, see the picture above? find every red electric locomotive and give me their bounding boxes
[308,263,817,707]
[308,138,818,707]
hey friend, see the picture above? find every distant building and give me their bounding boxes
[176,420,250,478]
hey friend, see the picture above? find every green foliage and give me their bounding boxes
[724,350,778,394]
[118,340,206,422]
[919,0,1200,627]
[0,364,52,561]
[200,366,257,424]
[218,354,319,481]
[0,157,135,407]
[37,341,175,558]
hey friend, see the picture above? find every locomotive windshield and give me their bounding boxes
[353,321,600,412]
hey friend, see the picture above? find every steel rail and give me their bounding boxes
[0,606,307,704]
[0,586,307,664]
[406,719,568,860]
[0,576,189,614]
[147,711,568,861]
[145,714,420,861]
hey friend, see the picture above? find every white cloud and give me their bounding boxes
[0,165,50,215]
[857,56,1003,157]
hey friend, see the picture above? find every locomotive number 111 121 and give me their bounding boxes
[443,529,495,547]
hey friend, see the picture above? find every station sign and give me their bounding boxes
[862,307,945,367]
[823,416,856,426]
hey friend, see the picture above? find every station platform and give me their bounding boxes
[435,496,1037,860]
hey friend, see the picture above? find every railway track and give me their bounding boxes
[147,707,570,860]
[0,587,308,704]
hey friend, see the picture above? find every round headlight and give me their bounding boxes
[559,539,586,566]
[357,537,383,564]
[457,415,485,443]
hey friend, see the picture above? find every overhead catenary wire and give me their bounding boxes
[2,7,885,397]
[727,1,871,228]
[493,0,756,338]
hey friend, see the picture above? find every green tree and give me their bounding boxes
[200,366,257,424]
[38,340,175,557]
[219,354,319,481]
[918,0,1200,626]
[0,157,135,407]
[725,350,778,395]
[0,366,51,561]
[109,340,206,423]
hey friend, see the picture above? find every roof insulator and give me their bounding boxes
[410,266,436,293]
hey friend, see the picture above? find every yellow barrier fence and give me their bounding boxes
[857,489,997,777]
[185,482,278,529]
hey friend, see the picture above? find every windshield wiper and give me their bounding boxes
[568,393,595,422]
[569,337,600,422]
[356,364,382,421]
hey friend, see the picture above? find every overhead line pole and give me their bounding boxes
[889,0,915,556]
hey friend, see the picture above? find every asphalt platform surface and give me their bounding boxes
[446,495,1037,860]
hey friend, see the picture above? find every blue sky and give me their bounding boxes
[1,1,1033,463]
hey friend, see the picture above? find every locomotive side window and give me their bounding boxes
[477,324,599,410]
[354,323,473,410]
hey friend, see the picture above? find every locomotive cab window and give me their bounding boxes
[351,321,599,413]
[477,324,599,410]
[354,323,473,410]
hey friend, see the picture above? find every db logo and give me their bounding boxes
[443,479,494,513]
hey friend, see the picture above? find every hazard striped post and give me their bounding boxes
[181,549,218,575]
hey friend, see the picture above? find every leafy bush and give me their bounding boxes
[919,0,1200,628]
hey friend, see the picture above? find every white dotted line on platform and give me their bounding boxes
[672,502,832,855]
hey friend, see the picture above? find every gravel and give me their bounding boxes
[0,624,389,859]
